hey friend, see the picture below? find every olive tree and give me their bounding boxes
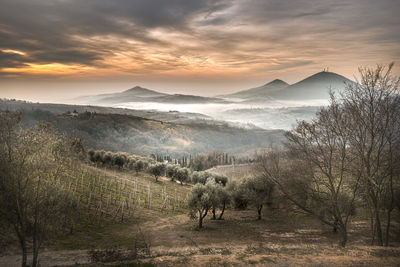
[241,175,274,220]
[148,163,166,182]
[174,167,190,185]
[188,183,213,229]
[134,160,144,175]
[0,110,80,267]
[166,164,178,180]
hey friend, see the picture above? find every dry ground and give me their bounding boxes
[1,208,399,266]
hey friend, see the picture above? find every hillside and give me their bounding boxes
[270,71,355,100]
[221,79,289,99]
[0,99,284,156]
[0,99,212,124]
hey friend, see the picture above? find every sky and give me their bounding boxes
[0,0,399,102]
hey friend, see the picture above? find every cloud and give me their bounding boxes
[0,0,399,80]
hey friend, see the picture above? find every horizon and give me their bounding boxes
[1,0,399,103]
[2,69,355,103]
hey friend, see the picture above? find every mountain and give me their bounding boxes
[78,86,228,104]
[220,71,354,102]
[78,86,167,104]
[268,71,354,100]
[221,79,289,99]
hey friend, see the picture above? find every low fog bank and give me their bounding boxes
[90,99,327,130]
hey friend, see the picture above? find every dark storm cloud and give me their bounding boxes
[0,51,27,68]
[0,0,230,68]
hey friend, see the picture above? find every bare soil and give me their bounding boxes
[2,208,399,266]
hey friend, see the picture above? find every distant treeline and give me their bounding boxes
[87,149,228,186]
[150,151,253,170]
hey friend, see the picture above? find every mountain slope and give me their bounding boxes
[221,72,354,102]
[268,71,354,100]
[221,79,289,99]
[79,86,167,104]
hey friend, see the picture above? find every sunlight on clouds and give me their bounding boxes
[1,49,26,56]
[1,63,94,75]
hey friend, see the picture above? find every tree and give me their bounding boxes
[241,175,274,220]
[206,178,231,220]
[103,152,113,166]
[166,164,178,180]
[216,186,231,220]
[213,174,228,186]
[191,171,211,184]
[340,63,400,246]
[113,153,126,169]
[0,110,80,267]
[148,163,166,182]
[134,160,144,175]
[188,183,213,229]
[174,167,189,185]
[258,92,361,246]
[228,180,249,210]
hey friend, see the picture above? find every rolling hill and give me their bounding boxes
[78,86,228,105]
[0,99,284,157]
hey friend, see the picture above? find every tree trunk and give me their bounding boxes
[212,207,216,220]
[218,202,226,220]
[198,210,203,229]
[20,241,27,267]
[385,208,392,247]
[339,225,347,247]
[257,205,263,220]
[333,219,338,233]
[15,225,28,267]
[375,210,383,246]
[198,209,208,229]
[32,243,39,267]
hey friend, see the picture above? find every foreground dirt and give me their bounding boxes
[1,209,400,266]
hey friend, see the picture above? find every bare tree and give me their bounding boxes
[258,95,361,246]
[341,63,400,246]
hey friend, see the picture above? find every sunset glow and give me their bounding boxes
[0,0,399,100]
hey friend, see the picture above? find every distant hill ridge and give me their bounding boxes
[221,71,355,101]
[78,85,228,104]
[78,71,355,104]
